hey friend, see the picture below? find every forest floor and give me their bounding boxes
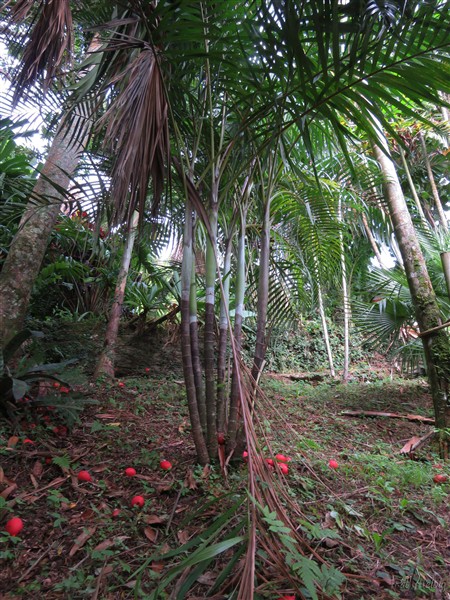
[0,324,449,599]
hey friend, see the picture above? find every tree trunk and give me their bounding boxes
[373,139,450,456]
[0,105,91,345]
[94,212,139,378]
[338,198,350,381]
[317,274,335,378]
[419,132,447,230]
[190,255,206,432]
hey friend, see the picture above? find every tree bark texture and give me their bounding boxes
[94,212,139,378]
[373,141,449,453]
[0,106,91,346]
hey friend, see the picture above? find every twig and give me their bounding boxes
[165,487,182,535]
[91,562,108,600]
[418,319,450,337]
[17,542,56,583]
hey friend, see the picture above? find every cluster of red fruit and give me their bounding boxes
[242,451,291,474]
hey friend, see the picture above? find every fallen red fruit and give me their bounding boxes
[124,467,137,477]
[112,508,121,518]
[145,368,150,373]
[53,382,60,389]
[279,463,289,475]
[77,470,92,482]
[23,438,34,445]
[277,596,295,600]
[433,474,448,484]
[275,454,291,463]
[160,460,172,470]
[217,432,225,445]
[266,458,274,467]
[118,382,125,388]
[59,386,70,394]
[5,517,24,537]
[328,459,338,469]
[242,451,248,462]
[45,457,53,465]
[131,495,145,508]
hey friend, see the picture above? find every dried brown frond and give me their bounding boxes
[12,0,73,103]
[8,0,34,22]
[99,45,169,226]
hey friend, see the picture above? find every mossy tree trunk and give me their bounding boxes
[373,139,450,456]
[0,105,91,346]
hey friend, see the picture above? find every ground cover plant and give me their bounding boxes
[0,325,449,599]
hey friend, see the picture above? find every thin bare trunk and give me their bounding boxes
[251,198,271,384]
[228,208,247,447]
[317,277,335,378]
[339,199,350,381]
[398,147,428,227]
[190,256,206,432]
[373,138,449,456]
[361,213,384,267]
[216,236,233,433]
[419,132,447,230]
[95,212,139,378]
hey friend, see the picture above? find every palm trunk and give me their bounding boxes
[190,256,206,432]
[204,198,218,455]
[251,198,271,384]
[338,198,350,381]
[181,201,209,465]
[0,104,91,345]
[373,138,450,457]
[419,132,447,230]
[317,275,335,378]
[216,234,233,433]
[228,207,247,447]
[398,147,428,227]
[95,212,139,378]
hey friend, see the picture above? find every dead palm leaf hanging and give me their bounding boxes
[99,45,169,225]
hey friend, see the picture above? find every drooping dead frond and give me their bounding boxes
[99,46,169,226]
[10,0,73,103]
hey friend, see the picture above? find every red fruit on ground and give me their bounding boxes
[217,432,225,445]
[112,508,121,518]
[275,454,290,463]
[277,596,295,600]
[53,382,60,389]
[124,467,137,477]
[242,451,248,462]
[266,458,274,466]
[131,495,145,508]
[145,368,150,373]
[77,470,92,482]
[433,474,448,484]
[23,438,34,445]
[118,382,125,388]
[160,460,172,470]
[45,457,52,465]
[5,517,24,537]
[328,459,338,469]
[59,386,70,393]
[279,463,289,475]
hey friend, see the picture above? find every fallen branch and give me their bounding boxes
[341,410,434,424]
[400,430,436,454]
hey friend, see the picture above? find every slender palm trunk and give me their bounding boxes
[251,198,271,384]
[419,132,447,230]
[204,198,218,455]
[95,212,139,378]
[181,201,209,464]
[217,236,233,433]
[190,257,206,431]
[398,147,428,227]
[338,198,350,381]
[361,213,384,267]
[0,104,91,345]
[228,208,247,446]
[373,138,450,456]
[317,274,335,377]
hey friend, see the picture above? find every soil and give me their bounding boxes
[0,326,449,599]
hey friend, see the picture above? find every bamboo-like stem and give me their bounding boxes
[181,201,209,465]
[190,251,206,432]
[228,206,247,447]
[95,211,139,378]
[361,212,383,267]
[338,198,350,381]
[317,272,335,378]
[419,132,447,230]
